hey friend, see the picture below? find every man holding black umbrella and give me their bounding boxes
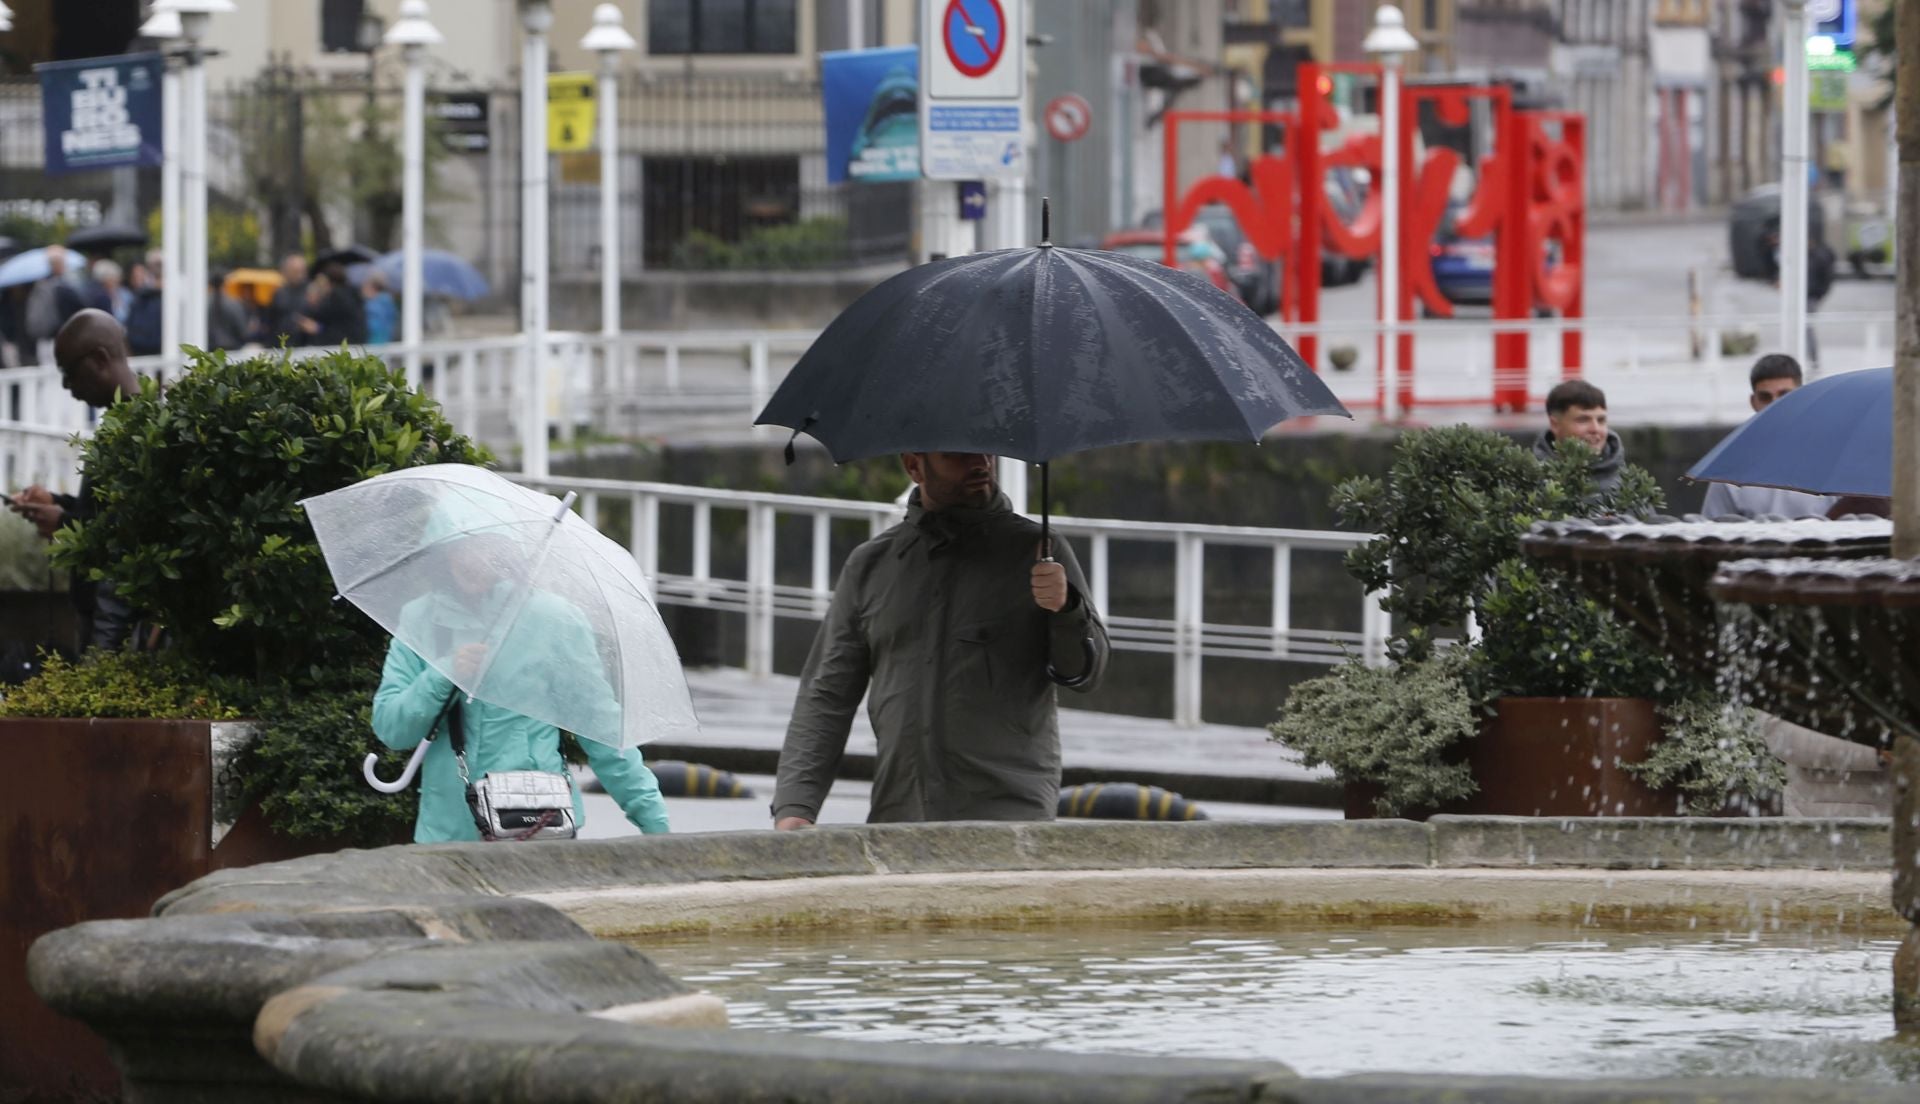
[771,451,1109,827]
[758,202,1343,826]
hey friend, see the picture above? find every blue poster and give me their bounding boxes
[37,53,164,176]
[821,46,920,184]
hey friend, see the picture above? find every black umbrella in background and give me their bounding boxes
[755,199,1349,555]
[315,244,380,269]
[65,224,150,253]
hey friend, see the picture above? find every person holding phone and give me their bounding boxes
[7,309,146,651]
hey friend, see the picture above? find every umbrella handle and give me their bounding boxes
[363,739,432,794]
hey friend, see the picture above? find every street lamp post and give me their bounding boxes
[139,3,183,370]
[1780,0,1811,367]
[581,4,634,340]
[173,0,233,353]
[1365,4,1418,425]
[386,1,441,390]
[520,0,553,480]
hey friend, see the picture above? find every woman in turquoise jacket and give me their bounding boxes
[371,538,671,843]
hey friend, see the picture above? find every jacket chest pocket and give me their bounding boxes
[952,621,1000,692]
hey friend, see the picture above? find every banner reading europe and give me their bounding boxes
[821,46,920,184]
[37,53,164,176]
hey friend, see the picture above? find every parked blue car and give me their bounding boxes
[1427,203,1492,312]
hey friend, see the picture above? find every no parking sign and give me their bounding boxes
[920,0,1026,180]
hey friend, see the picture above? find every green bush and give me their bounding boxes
[1628,696,1787,815]
[1331,426,1663,663]
[52,346,489,683]
[234,663,417,846]
[669,217,851,270]
[1276,425,1780,810]
[1270,651,1477,817]
[0,650,242,720]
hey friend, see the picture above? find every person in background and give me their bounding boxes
[298,263,369,346]
[7,310,148,651]
[25,246,86,367]
[84,258,128,321]
[207,271,251,351]
[1532,379,1625,495]
[123,261,163,357]
[362,269,397,346]
[266,251,310,345]
[1699,354,1835,520]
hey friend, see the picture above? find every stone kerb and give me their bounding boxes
[26,818,1906,1104]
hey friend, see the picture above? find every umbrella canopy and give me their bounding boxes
[302,464,698,751]
[1687,367,1891,498]
[374,248,490,300]
[754,244,1347,465]
[66,223,149,253]
[224,267,284,307]
[316,244,380,268]
[0,247,51,289]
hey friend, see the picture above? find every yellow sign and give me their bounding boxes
[547,73,596,153]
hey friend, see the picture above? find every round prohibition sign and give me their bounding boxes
[1045,94,1091,142]
[943,0,1008,79]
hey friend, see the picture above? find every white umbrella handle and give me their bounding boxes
[363,739,432,794]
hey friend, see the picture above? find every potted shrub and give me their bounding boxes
[0,346,486,1096]
[1270,426,1783,819]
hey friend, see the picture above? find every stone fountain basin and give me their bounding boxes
[26,819,1914,1104]
[1522,517,1896,744]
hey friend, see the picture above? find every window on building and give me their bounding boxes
[649,0,797,55]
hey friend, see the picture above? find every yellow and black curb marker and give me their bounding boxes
[650,761,755,799]
[1057,783,1208,821]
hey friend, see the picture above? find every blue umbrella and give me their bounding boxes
[1687,367,1890,498]
[0,247,52,289]
[374,249,490,300]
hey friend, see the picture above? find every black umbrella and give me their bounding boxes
[66,224,149,252]
[315,244,380,269]
[755,201,1349,553]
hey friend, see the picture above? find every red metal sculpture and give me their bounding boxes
[1162,62,1586,415]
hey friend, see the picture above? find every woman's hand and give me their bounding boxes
[452,643,488,682]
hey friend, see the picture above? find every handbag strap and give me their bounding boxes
[423,688,473,786]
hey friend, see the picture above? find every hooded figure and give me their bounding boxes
[369,504,670,843]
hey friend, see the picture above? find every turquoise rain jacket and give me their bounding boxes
[372,584,670,843]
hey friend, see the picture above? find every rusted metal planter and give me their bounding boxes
[1346,697,1682,819]
[0,716,364,1099]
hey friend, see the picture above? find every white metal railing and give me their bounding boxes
[2,310,1892,460]
[517,473,1389,728]
[1274,309,1891,421]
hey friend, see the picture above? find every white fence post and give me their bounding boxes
[1270,544,1292,658]
[746,502,776,677]
[810,512,832,616]
[1089,533,1109,619]
[1173,532,1204,727]
[748,339,770,414]
[631,491,659,601]
[691,501,712,604]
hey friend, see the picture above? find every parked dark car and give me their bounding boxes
[1139,206,1277,315]
[1101,228,1237,298]
[1319,166,1369,287]
[1729,183,1825,280]
[1427,202,1493,311]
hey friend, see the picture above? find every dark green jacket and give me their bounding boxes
[773,489,1109,823]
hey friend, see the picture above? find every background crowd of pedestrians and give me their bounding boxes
[0,246,404,368]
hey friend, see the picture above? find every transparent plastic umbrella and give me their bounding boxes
[300,465,697,791]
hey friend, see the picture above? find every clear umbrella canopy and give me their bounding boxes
[302,464,697,749]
